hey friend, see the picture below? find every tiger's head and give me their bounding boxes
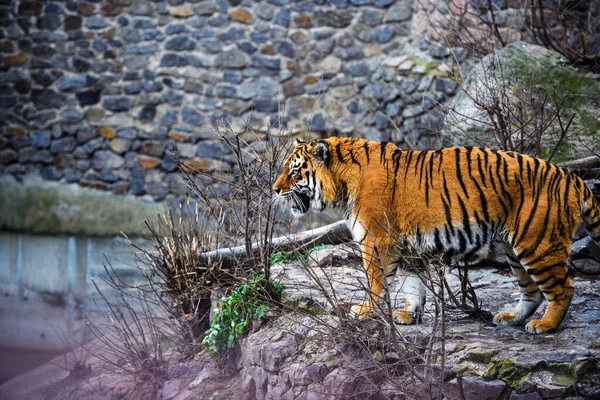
[273,138,332,217]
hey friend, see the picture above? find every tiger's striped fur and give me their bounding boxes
[273,137,600,333]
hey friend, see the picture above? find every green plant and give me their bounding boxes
[269,244,329,266]
[202,272,285,356]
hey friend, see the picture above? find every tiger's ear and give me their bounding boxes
[294,138,306,146]
[312,141,330,165]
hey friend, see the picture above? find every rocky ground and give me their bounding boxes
[1,239,599,400]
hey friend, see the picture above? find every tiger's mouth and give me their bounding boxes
[289,192,311,216]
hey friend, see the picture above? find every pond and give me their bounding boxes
[0,232,150,383]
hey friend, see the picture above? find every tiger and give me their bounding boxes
[273,137,600,334]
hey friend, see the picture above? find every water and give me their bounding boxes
[0,232,150,383]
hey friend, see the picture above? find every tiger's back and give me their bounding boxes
[273,137,600,333]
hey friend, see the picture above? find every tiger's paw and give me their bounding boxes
[525,319,556,334]
[393,310,416,325]
[493,311,521,326]
[349,304,375,320]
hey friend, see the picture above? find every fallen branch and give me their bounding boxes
[198,220,353,269]
[560,156,600,179]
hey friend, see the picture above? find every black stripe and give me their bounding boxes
[528,261,565,276]
[455,148,470,199]
[380,141,388,164]
[335,143,343,162]
[349,149,361,169]
[457,195,473,244]
[363,141,370,164]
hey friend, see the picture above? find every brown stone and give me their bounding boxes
[102,4,122,16]
[113,60,124,73]
[297,97,316,111]
[99,126,115,139]
[304,76,318,85]
[283,80,304,97]
[181,158,210,172]
[2,126,29,137]
[169,5,194,18]
[64,15,83,31]
[10,52,27,70]
[0,41,14,53]
[286,61,297,71]
[54,154,71,169]
[109,138,130,154]
[85,31,94,39]
[228,8,254,23]
[261,45,275,56]
[102,27,116,39]
[140,140,165,157]
[18,1,43,16]
[139,155,161,169]
[77,2,97,16]
[364,45,383,57]
[168,131,191,142]
[85,109,105,122]
[80,179,111,191]
[295,14,313,29]
[5,53,27,67]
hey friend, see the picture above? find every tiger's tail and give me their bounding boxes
[582,184,600,243]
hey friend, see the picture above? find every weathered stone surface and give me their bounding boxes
[93,151,124,169]
[229,8,254,23]
[139,155,161,169]
[462,377,506,400]
[169,5,193,18]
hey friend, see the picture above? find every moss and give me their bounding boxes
[465,347,499,364]
[483,358,532,391]
[451,363,482,377]
[455,343,467,352]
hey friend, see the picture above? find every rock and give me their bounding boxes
[165,36,196,51]
[109,138,130,154]
[76,90,101,106]
[93,151,124,169]
[444,378,464,400]
[384,3,412,22]
[462,377,506,400]
[162,379,180,400]
[5,53,28,67]
[188,366,214,390]
[307,363,329,383]
[571,237,600,261]
[31,89,66,109]
[273,8,291,27]
[314,10,353,28]
[169,5,193,18]
[181,107,206,127]
[215,48,249,69]
[239,79,278,100]
[373,26,394,43]
[31,131,51,148]
[509,392,543,400]
[139,155,161,169]
[50,137,76,154]
[229,8,254,23]
[0,149,17,164]
[103,97,133,112]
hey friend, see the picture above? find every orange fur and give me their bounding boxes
[274,137,600,333]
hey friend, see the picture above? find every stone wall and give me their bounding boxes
[0,0,468,204]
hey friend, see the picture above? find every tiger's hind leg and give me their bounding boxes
[522,254,574,334]
[493,248,544,326]
[392,272,426,325]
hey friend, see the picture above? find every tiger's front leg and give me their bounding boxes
[349,239,385,320]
